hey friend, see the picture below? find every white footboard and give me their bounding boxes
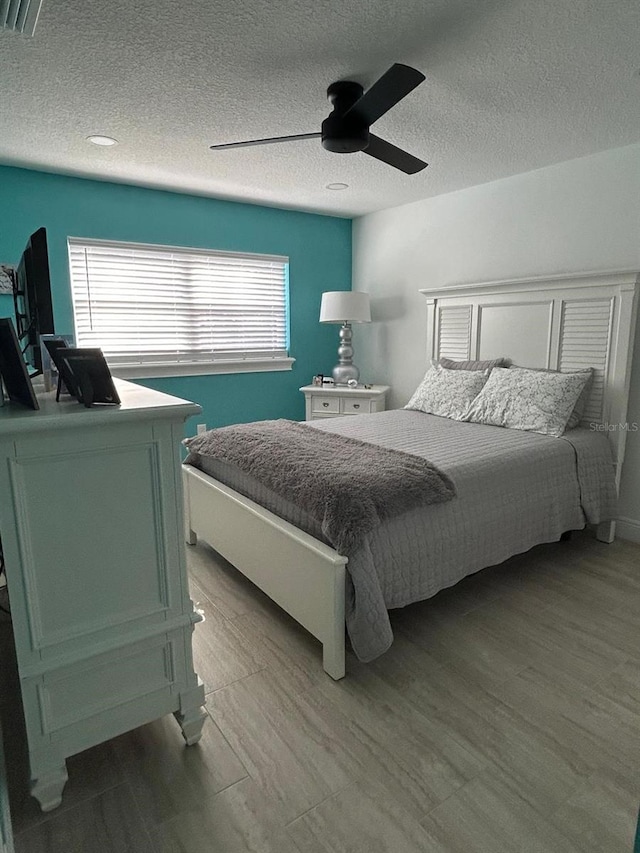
[182,465,348,679]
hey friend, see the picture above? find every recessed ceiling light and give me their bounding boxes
[86,135,118,146]
[326,182,349,190]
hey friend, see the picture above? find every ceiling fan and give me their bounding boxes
[209,63,428,175]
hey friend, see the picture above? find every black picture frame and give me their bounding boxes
[42,337,75,400]
[58,349,120,408]
[47,341,82,400]
[0,318,39,410]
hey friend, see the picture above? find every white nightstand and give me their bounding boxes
[300,384,390,421]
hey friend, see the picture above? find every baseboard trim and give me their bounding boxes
[616,516,640,543]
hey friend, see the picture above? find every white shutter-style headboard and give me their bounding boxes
[420,270,639,484]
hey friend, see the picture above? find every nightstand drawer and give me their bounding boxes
[311,396,340,414]
[341,398,371,414]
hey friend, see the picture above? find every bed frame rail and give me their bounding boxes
[183,465,348,679]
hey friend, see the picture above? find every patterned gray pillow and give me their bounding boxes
[566,369,594,428]
[464,367,590,437]
[437,356,511,371]
[510,365,594,429]
[405,365,489,420]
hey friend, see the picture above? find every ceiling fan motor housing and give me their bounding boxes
[322,80,369,153]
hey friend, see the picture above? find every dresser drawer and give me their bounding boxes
[311,396,340,414]
[29,635,176,738]
[341,398,371,414]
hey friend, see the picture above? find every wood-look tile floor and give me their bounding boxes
[2,532,639,852]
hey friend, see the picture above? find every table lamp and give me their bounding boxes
[319,291,371,385]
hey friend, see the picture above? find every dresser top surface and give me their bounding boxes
[0,378,201,433]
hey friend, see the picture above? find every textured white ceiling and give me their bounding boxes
[0,0,638,217]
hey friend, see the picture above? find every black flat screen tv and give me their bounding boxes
[14,227,55,376]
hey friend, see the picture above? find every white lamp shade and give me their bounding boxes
[319,291,371,323]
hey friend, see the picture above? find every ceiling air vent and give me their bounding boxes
[1,0,44,36]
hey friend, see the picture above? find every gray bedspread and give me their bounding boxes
[183,419,455,554]
[186,410,617,662]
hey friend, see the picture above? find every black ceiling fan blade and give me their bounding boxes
[345,64,425,127]
[364,134,427,174]
[210,132,321,150]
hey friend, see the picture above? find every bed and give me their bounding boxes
[182,271,639,679]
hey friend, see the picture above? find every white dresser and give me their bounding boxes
[300,384,389,421]
[0,380,206,813]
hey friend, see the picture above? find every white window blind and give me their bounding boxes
[67,238,290,370]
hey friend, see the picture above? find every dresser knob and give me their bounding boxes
[323,402,329,407]
[353,403,360,409]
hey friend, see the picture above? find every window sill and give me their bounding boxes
[109,357,296,380]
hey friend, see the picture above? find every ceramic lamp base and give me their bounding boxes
[332,363,360,385]
[332,322,360,385]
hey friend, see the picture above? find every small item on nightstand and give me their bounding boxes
[322,377,335,386]
[347,379,358,388]
[312,374,323,386]
[363,384,373,389]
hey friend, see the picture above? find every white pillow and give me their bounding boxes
[405,365,489,421]
[464,367,590,437]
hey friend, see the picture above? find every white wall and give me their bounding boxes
[353,143,640,537]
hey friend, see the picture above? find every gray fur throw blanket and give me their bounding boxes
[184,419,455,555]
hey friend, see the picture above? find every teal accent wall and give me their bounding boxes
[0,166,351,433]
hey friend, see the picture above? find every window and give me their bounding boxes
[67,238,293,377]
